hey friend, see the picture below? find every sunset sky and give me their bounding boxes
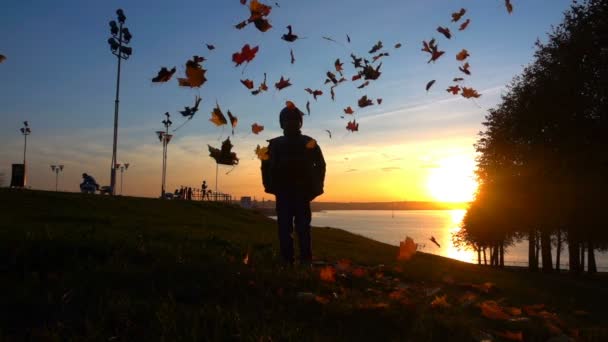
[0,0,573,202]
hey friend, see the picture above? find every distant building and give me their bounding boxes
[240,196,252,208]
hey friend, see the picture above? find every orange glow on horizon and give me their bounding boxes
[426,155,478,203]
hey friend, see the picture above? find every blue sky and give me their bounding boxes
[0,0,574,200]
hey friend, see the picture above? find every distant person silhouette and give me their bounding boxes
[202,180,209,200]
[262,101,326,265]
[80,173,99,194]
[187,187,193,200]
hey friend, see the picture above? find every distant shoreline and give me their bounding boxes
[253,201,469,215]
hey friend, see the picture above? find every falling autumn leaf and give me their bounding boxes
[437,26,452,39]
[306,101,310,115]
[461,87,481,98]
[344,106,354,115]
[275,76,291,90]
[456,49,470,61]
[376,98,382,105]
[178,56,207,88]
[459,62,471,75]
[251,123,264,134]
[243,252,249,264]
[358,95,373,108]
[430,236,441,248]
[505,0,513,14]
[394,43,402,49]
[346,119,359,132]
[232,44,259,66]
[422,39,445,63]
[247,0,273,32]
[372,52,389,63]
[335,58,344,76]
[255,144,269,160]
[281,25,299,42]
[241,79,255,89]
[459,18,471,31]
[290,49,295,64]
[252,73,268,95]
[426,80,436,91]
[398,236,417,260]
[240,0,246,4]
[368,41,383,54]
[322,36,338,43]
[453,77,464,82]
[325,71,339,85]
[206,43,215,50]
[179,96,202,119]
[305,88,323,100]
[320,266,336,282]
[209,138,239,165]
[227,110,238,134]
[152,67,176,83]
[357,81,370,89]
[451,8,466,22]
[0,54,6,63]
[330,86,336,101]
[210,102,228,126]
[447,85,461,95]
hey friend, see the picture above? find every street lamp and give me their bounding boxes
[115,162,130,195]
[20,121,31,187]
[107,8,133,196]
[50,164,64,191]
[156,112,173,198]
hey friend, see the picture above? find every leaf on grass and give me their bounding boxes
[152,67,176,82]
[241,79,255,89]
[255,144,269,160]
[431,295,450,309]
[351,267,367,277]
[346,120,359,132]
[252,123,264,134]
[459,18,471,31]
[315,295,330,304]
[480,300,511,320]
[426,80,436,91]
[320,266,336,282]
[344,106,354,115]
[451,8,466,22]
[456,49,470,61]
[232,44,259,66]
[398,236,417,260]
[275,76,291,90]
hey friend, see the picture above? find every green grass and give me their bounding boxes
[1,189,607,341]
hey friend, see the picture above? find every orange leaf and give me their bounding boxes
[255,145,269,161]
[227,110,238,134]
[241,79,254,89]
[336,258,351,272]
[251,123,264,134]
[431,295,450,309]
[398,236,417,261]
[480,300,511,320]
[275,76,291,90]
[346,120,359,132]
[305,139,317,149]
[320,266,336,282]
[304,88,323,100]
[315,295,330,304]
[178,56,207,88]
[335,58,344,75]
[232,44,259,66]
[451,8,466,22]
[209,102,228,126]
[459,62,471,75]
[459,18,471,31]
[343,106,354,115]
[456,49,469,61]
[461,87,481,98]
[351,267,367,277]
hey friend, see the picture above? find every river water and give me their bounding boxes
[303,210,608,271]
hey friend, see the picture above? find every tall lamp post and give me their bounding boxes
[115,162,130,195]
[156,112,173,198]
[107,8,133,196]
[50,164,64,191]
[20,121,31,187]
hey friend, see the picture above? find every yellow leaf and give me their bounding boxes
[306,138,317,149]
[255,145,269,161]
[480,300,511,320]
[398,236,417,261]
[319,266,336,282]
[431,295,450,309]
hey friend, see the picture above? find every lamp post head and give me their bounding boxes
[108,38,119,51]
[59,165,64,171]
[109,20,119,36]
[116,9,126,24]
[124,163,130,170]
[122,28,132,43]
[51,165,56,171]
[23,121,29,127]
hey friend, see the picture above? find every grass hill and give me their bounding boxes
[1,189,606,341]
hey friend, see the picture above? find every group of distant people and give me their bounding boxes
[169,181,211,200]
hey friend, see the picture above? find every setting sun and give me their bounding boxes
[426,155,478,202]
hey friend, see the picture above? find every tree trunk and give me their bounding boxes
[492,244,499,267]
[529,228,538,271]
[483,247,487,265]
[588,240,597,274]
[555,230,562,272]
[477,247,481,265]
[568,237,580,274]
[499,241,504,268]
[580,242,585,272]
[535,231,541,266]
[540,230,553,272]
